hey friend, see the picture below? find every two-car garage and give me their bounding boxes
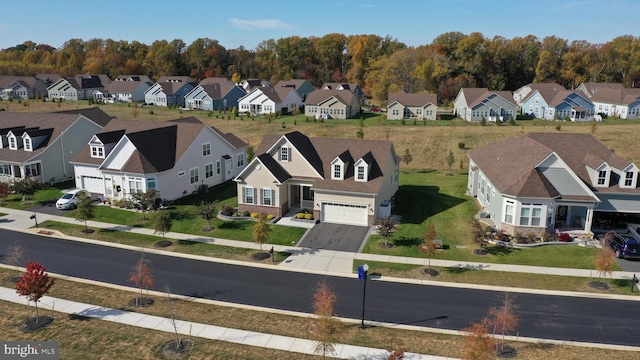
[81,176,105,194]
[320,202,368,226]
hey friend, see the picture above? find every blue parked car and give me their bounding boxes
[608,234,640,259]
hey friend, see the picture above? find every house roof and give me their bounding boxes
[255,131,394,194]
[199,82,240,99]
[199,77,233,85]
[304,89,357,106]
[256,153,291,183]
[0,112,85,163]
[55,107,115,127]
[459,88,516,107]
[105,76,152,94]
[469,133,637,199]
[321,82,360,93]
[35,74,62,85]
[578,83,640,106]
[0,76,47,90]
[387,91,437,107]
[547,90,590,107]
[68,74,111,89]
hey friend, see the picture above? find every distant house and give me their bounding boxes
[513,82,565,108]
[47,74,112,101]
[274,79,316,101]
[144,76,195,107]
[239,79,270,92]
[304,89,361,120]
[234,131,399,226]
[0,76,48,100]
[0,108,113,184]
[468,133,640,236]
[238,86,303,116]
[99,75,153,103]
[520,89,594,121]
[387,91,438,120]
[321,82,366,105]
[454,88,516,122]
[71,118,247,201]
[184,81,246,111]
[576,82,640,119]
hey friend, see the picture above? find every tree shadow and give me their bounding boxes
[393,185,466,224]
[445,267,473,274]
[177,239,197,246]
[611,278,632,288]
[484,245,518,256]
[393,236,422,247]
[218,221,246,230]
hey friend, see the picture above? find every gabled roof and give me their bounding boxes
[199,77,233,85]
[548,90,590,107]
[156,76,194,83]
[305,89,356,106]
[35,74,62,85]
[55,107,115,127]
[199,82,241,99]
[0,76,47,90]
[459,88,516,107]
[321,82,360,92]
[256,153,291,183]
[70,74,111,89]
[579,83,640,106]
[388,91,437,107]
[123,126,177,173]
[106,76,152,93]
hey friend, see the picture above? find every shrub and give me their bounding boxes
[250,212,259,218]
[558,232,572,242]
[266,214,275,221]
[555,124,562,131]
[458,141,465,150]
[149,110,154,115]
[304,213,314,220]
[296,213,305,219]
[220,205,235,216]
[242,210,251,217]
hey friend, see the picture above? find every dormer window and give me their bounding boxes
[23,138,32,151]
[623,171,637,188]
[597,170,607,186]
[8,135,17,150]
[356,166,365,181]
[279,147,289,162]
[333,164,342,179]
[91,145,104,158]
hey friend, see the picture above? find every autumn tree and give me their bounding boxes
[486,292,520,353]
[131,189,160,220]
[74,193,95,233]
[311,278,342,359]
[15,261,55,323]
[375,216,398,247]
[446,150,456,173]
[595,246,616,282]
[0,182,9,201]
[402,148,413,168]
[418,223,440,276]
[461,321,495,360]
[252,213,271,255]
[128,255,154,307]
[198,200,219,231]
[154,210,173,241]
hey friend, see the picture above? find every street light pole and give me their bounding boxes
[359,263,369,329]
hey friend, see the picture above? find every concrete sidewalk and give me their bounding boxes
[1,206,638,282]
[0,286,455,360]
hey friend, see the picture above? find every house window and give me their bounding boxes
[128,179,143,193]
[216,160,221,175]
[205,163,213,178]
[190,168,199,184]
[356,166,365,181]
[333,164,342,179]
[597,170,607,185]
[24,163,40,177]
[262,188,272,206]
[280,147,289,161]
[392,109,399,116]
[202,143,211,156]
[624,171,634,187]
[0,164,11,175]
[237,153,244,167]
[91,146,104,158]
[504,202,514,224]
[519,203,543,226]
[244,187,254,204]
[147,178,156,190]
[303,186,314,201]
[23,138,31,151]
[485,184,491,203]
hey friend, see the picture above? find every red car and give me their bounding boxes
[370,107,381,112]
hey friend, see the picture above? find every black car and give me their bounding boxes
[608,234,640,259]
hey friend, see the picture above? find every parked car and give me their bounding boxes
[370,107,381,112]
[608,233,640,259]
[55,189,90,210]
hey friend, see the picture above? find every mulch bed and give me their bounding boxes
[421,268,440,277]
[19,316,54,332]
[38,230,54,235]
[588,281,610,291]
[154,240,173,248]
[496,344,518,358]
[201,225,215,232]
[161,339,192,359]
[128,297,155,307]
[379,243,394,249]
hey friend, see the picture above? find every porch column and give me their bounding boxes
[585,206,594,234]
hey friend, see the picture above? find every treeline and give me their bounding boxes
[1,32,639,103]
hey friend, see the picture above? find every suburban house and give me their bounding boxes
[98,75,153,103]
[519,89,594,121]
[35,74,62,87]
[184,81,246,111]
[321,82,366,105]
[144,76,195,107]
[468,133,640,237]
[0,108,113,184]
[234,131,399,226]
[576,82,640,119]
[70,117,247,201]
[304,89,361,120]
[454,88,517,122]
[47,74,112,101]
[386,91,438,120]
[0,76,48,100]
[239,79,270,92]
[238,86,303,116]
[274,79,316,101]
[512,82,565,108]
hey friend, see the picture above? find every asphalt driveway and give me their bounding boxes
[297,222,370,252]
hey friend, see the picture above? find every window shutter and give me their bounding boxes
[260,188,264,205]
[278,147,283,161]
[241,186,245,203]
[271,189,275,205]
[288,147,292,162]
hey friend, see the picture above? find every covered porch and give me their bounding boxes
[287,183,314,211]
[553,202,595,234]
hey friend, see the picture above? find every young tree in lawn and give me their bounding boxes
[485,292,519,352]
[131,189,160,220]
[4,241,27,280]
[163,283,191,352]
[402,148,413,168]
[74,193,96,233]
[417,223,439,275]
[595,246,616,283]
[15,261,55,323]
[375,216,398,247]
[198,200,219,231]
[128,255,154,307]
[461,321,495,360]
[154,210,173,240]
[446,150,456,174]
[0,181,9,201]
[311,278,342,359]
[252,213,271,254]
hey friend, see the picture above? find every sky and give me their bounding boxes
[1,0,639,51]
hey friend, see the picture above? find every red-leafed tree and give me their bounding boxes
[311,278,342,359]
[461,321,495,360]
[128,256,154,307]
[418,223,440,276]
[15,261,55,323]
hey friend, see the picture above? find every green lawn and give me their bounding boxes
[0,180,74,210]
[363,170,620,270]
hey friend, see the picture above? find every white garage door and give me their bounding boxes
[321,202,368,226]
[82,176,104,194]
